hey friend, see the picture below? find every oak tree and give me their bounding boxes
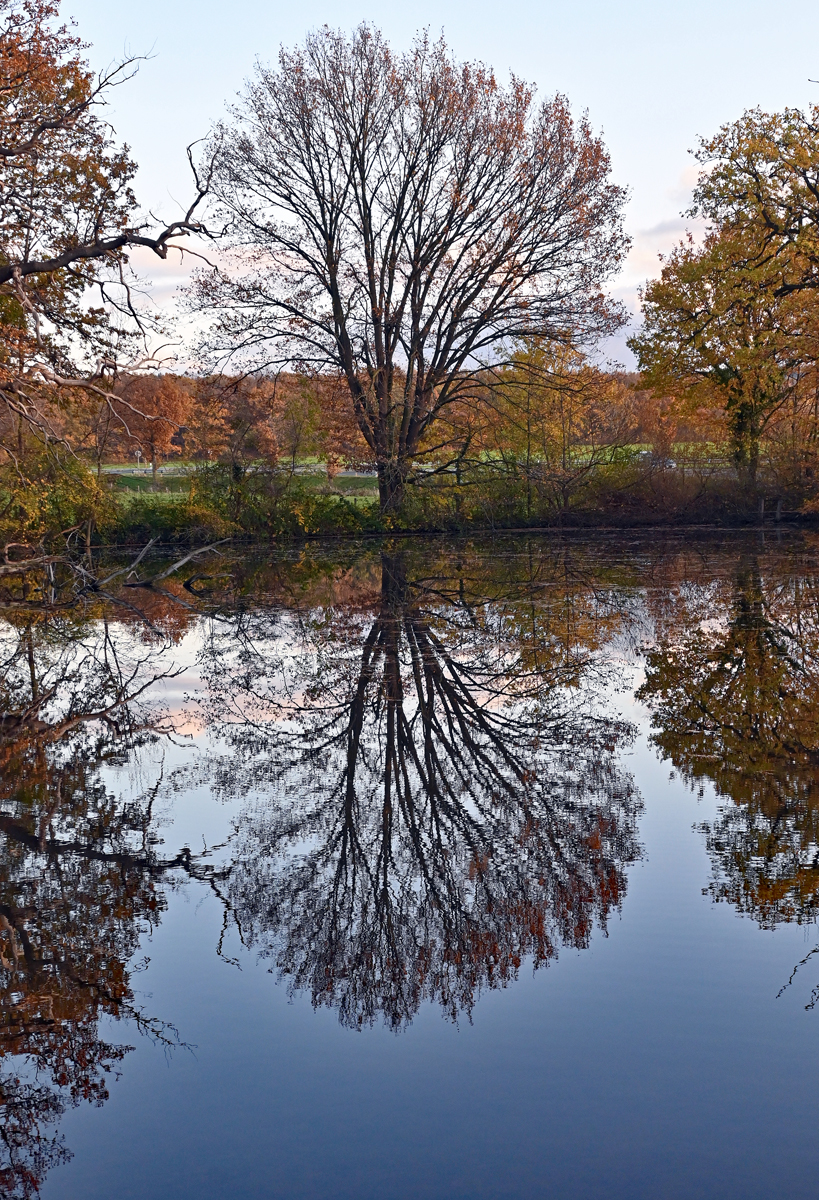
[191,26,629,512]
[629,230,819,489]
[692,106,819,297]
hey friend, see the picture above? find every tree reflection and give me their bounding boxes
[638,551,819,927]
[199,547,641,1029]
[0,537,644,1190]
[0,613,188,1198]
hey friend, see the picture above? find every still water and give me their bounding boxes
[4,532,819,1198]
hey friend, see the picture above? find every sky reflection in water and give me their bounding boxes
[1,534,819,1198]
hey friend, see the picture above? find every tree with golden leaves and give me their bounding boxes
[631,106,819,498]
[630,229,819,492]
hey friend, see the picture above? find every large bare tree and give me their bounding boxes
[191,27,630,511]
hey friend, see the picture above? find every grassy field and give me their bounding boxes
[106,464,381,499]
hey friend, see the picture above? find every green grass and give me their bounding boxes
[327,476,379,496]
[107,473,191,495]
[115,488,188,507]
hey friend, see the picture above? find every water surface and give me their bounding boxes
[3,533,819,1198]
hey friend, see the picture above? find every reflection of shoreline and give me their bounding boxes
[6,534,819,1189]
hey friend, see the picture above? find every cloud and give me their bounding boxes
[608,191,710,365]
[666,163,701,205]
[622,214,707,288]
[601,171,708,368]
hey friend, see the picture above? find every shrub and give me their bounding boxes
[0,452,115,546]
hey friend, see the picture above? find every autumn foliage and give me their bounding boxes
[6,3,819,544]
[191,26,629,511]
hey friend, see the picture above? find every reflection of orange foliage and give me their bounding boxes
[115,584,199,644]
[467,853,490,880]
[638,544,819,927]
[0,608,186,1195]
[0,737,168,1195]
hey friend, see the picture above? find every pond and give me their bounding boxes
[3,531,819,1199]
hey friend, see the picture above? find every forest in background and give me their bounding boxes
[4,0,819,548]
[24,352,819,544]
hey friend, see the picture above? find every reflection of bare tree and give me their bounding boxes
[638,555,819,927]
[0,615,190,1198]
[200,549,641,1029]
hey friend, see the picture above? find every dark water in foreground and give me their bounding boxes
[4,532,819,1198]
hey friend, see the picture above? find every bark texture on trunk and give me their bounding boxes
[377,461,408,514]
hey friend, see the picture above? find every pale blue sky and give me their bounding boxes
[69,0,819,359]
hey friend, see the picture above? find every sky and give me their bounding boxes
[67,0,819,364]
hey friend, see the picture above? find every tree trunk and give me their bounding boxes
[377,461,407,514]
[151,449,158,490]
[731,401,761,502]
[738,441,759,497]
[732,427,759,500]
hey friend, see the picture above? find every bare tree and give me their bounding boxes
[191,26,629,511]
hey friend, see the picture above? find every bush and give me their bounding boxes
[106,493,231,544]
[0,452,116,546]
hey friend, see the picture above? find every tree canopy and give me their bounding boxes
[0,0,208,473]
[190,26,629,510]
[629,230,819,486]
